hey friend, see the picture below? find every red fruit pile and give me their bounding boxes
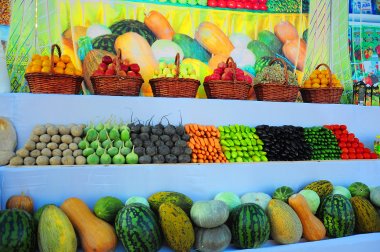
[324,124,378,160]
[204,61,253,83]
[92,56,141,78]
[207,0,267,11]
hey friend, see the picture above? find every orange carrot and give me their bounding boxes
[199,138,205,146]
[185,124,191,133]
[195,143,201,149]
[208,138,215,147]
[191,158,197,163]
[188,142,194,149]
[193,124,199,131]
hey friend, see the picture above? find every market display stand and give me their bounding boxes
[0,93,380,252]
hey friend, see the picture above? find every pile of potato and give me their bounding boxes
[9,124,86,166]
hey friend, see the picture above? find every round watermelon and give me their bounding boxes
[92,34,118,54]
[273,186,294,202]
[94,196,124,223]
[348,182,370,198]
[109,20,156,45]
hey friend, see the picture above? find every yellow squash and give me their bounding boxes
[195,22,234,56]
[144,11,175,40]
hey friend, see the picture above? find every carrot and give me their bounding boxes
[199,138,205,146]
[208,138,215,147]
[188,132,194,137]
[192,153,197,159]
[215,159,220,163]
[198,125,205,131]
[201,150,205,155]
[188,142,194,149]
[193,124,199,132]
[190,138,195,145]
[205,160,209,163]
[192,158,197,163]
[195,143,201,149]
[207,126,214,132]
[198,159,204,163]
[195,131,201,137]
[185,124,191,134]
[203,138,209,146]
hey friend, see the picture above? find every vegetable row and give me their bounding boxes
[2,180,380,251]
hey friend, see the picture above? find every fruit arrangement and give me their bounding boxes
[302,68,342,89]
[158,0,208,7]
[2,179,380,252]
[255,125,312,161]
[254,62,298,86]
[219,124,268,162]
[207,0,268,11]
[304,127,342,160]
[325,124,378,160]
[92,55,142,78]
[185,124,227,163]
[25,54,82,76]
[151,61,198,80]
[204,61,252,83]
[267,0,309,13]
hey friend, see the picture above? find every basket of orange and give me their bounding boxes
[25,44,83,94]
[300,64,343,104]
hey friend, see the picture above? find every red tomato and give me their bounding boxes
[342,148,349,153]
[356,147,364,153]
[218,0,227,8]
[208,0,218,7]
[251,0,259,3]
[346,143,352,147]
[259,3,268,10]
[341,153,349,159]
[245,2,252,8]
[340,137,348,142]
[259,0,267,4]
[353,137,359,143]
[356,153,363,159]
[348,147,356,153]
[339,142,346,148]
[342,130,348,134]
[351,143,359,148]
[349,153,357,159]
[358,143,364,148]
[236,1,245,8]
[370,153,378,159]
[252,3,259,9]
[335,130,342,135]
[364,148,371,153]
[227,0,236,8]
[363,153,371,159]
[340,125,347,130]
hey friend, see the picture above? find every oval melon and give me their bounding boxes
[350,196,379,233]
[370,186,380,207]
[94,196,124,223]
[148,191,193,215]
[240,192,271,211]
[214,192,241,212]
[151,39,184,63]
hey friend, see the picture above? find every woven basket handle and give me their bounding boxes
[269,58,288,85]
[226,57,237,82]
[50,44,62,74]
[116,48,122,76]
[175,53,180,78]
[316,63,332,88]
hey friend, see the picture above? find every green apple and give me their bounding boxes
[159,62,167,70]
[188,0,197,5]
[166,73,174,77]
[158,0,168,2]
[170,0,178,3]
[178,0,187,4]
[162,68,171,75]
[189,74,197,79]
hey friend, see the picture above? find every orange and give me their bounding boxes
[53,55,60,64]
[332,79,339,84]
[74,69,82,76]
[317,74,325,80]
[321,78,329,85]
[31,65,41,73]
[32,59,42,66]
[321,70,329,75]
[312,78,320,84]
[56,61,66,69]
[42,60,50,67]
[25,66,33,74]
[41,55,49,61]
[320,84,328,88]
[32,54,41,61]
[64,68,75,75]
[312,83,320,88]
[332,74,337,80]
[303,83,312,88]
[304,79,312,85]
[54,67,64,74]
[61,54,71,64]
[66,62,75,69]
[310,73,318,79]
[41,67,51,73]
[313,70,321,75]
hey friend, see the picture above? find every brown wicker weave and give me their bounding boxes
[149,53,200,98]
[300,63,343,104]
[253,58,299,102]
[90,49,144,96]
[203,57,251,100]
[24,44,83,94]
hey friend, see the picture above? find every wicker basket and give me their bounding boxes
[253,58,299,102]
[203,57,251,100]
[300,63,343,104]
[90,49,144,96]
[24,44,83,94]
[149,53,200,98]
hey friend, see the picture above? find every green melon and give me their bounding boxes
[333,186,352,199]
[299,189,320,214]
[258,30,282,54]
[148,191,193,215]
[348,182,370,198]
[370,186,380,207]
[92,34,118,54]
[172,33,211,63]
[115,203,162,252]
[273,186,294,202]
[109,20,156,45]
[125,196,150,207]
[350,196,380,233]
[93,196,124,223]
[302,29,308,43]
[317,194,355,238]
[247,40,275,60]
[230,203,270,249]
[304,180,333,199]
[34,204,55,225]
[214,192,241,212]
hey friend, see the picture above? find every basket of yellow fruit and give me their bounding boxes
[149,53,200,98]
[300,64,343,104]
[25,44,83,94]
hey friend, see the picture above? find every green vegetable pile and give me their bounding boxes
[219,125,268,162]
[254,63,298,86]
[267,0,309,13]
[304,127,341,160]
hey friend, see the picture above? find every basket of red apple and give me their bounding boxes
[149,53,200,98]
[203,57,252,100]
[90,49,144,96]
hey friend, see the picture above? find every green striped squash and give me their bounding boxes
[148,191,193,215]
[0,209,36,252]
[38,205,77,252]
[304,180,333,199]
[350,196,380,233]
[230,203,270,249]
[115,203,162,252]
[317,194,355,238]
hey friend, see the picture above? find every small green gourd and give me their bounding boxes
[113,147,125,164]
[126,146,138,164]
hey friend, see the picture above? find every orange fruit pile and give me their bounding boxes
[26,54,82,76]
[303,69,342,89]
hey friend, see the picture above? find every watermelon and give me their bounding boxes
[172,34,211,63]
[258,30,282,54]
[317,194,355,238]
[348,182,370,198]
[94,196,124,223]
[0,209,36,252]
[92,34,118,54]
[230,203,270,249]
[272,186,294,202]
[247,40,274,60]
[115,203,162,252]
[109,20,156,45]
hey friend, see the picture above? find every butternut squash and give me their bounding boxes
[283,39,306,71]
[288,194,326,241]
[144,11,174,40]
[274,21,299,44]
[60,198,117,252]
[195,22,234,56]
[114,32,158,96]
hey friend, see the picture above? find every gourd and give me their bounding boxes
[144,11,174,40]
[6,193,34,213]
[274,21,299,44]
[190,200,229,228]
[288,194,326,241]
[114,32,158,96]
[283,39,306,71]
[195,22,234,56]
[194,224,231,252]
[60,197,117,252]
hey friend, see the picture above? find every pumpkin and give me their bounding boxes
[144,11,174,40]
[6,193,34,214]
[60,197,117,252]
[283,38,306,71]
[288,194,326,241]
[274,21,299,44]
[195,22,234,56]
[114,32,158,96]
[190,200,229,228]
[195,224,231,252]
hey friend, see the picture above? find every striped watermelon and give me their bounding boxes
[110,20,156,45]
[0,209,36,252]
[229,203,270,249]
[92,34,118,54]
[115,203,162,252]
[317,194,355,238]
